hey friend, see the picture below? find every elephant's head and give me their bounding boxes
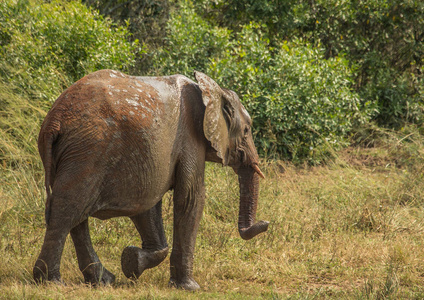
[194,71,269,240]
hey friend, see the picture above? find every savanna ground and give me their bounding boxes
[2,125,424,299]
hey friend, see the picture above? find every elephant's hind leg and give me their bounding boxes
[33,227,68,283]
[70,219,115,285]
[33,195,71,283]
[121,200,169,279]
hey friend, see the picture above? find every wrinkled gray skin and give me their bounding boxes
[34,70,268,290]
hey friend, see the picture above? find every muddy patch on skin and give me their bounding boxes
[100,74,163,129]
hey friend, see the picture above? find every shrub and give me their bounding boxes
[208,23,368,163]
[359,60,424,128]
[195,0,424,129]
[81,0,170,74]
[0,0,139,103]
[152,1,231,75]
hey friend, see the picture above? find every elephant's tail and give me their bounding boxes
[38,120,60,226]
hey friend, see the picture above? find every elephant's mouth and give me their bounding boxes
[235,148,265,179]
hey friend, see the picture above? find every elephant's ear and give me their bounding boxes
[194,71,231,165]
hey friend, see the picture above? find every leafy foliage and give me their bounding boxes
[81,0,170,73]
[0,0,139,103]
[304,0,424,128]
[209,24,367,162]
[195,0,424,129]
[152,1,231,76]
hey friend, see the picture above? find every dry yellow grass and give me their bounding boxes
[2,134,424,299]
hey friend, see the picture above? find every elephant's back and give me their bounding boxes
[48,70,165,130]
[44,70,183,148]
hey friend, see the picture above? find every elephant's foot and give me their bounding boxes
[82,263,115,286]
[169,277,200,291]
[33,260,61,283]
[121,246,169,279]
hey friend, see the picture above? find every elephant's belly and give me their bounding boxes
[90,161,174,219]
[91,198,158,219]
[91,188,170,219]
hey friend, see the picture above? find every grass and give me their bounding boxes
[2,127,424,299]
[1,82,424,298]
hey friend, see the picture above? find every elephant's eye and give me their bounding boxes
[244,125,250,136]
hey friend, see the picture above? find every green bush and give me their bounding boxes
[208,23,368,163]
[0,0,139,103]
[360,64,424,128]
[304,0,424,128]
[81,0,170,74]
[152,1,231,75]
[195,0,424,129]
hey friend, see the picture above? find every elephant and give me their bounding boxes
[33,69,269,290]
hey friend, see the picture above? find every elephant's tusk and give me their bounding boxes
[252,164,265,179]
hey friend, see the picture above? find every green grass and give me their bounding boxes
[2,82,424,298]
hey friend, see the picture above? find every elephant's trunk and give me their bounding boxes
[237,165,269,240]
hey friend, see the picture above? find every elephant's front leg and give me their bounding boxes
[121,200,169,279]
[169,167,205,291]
